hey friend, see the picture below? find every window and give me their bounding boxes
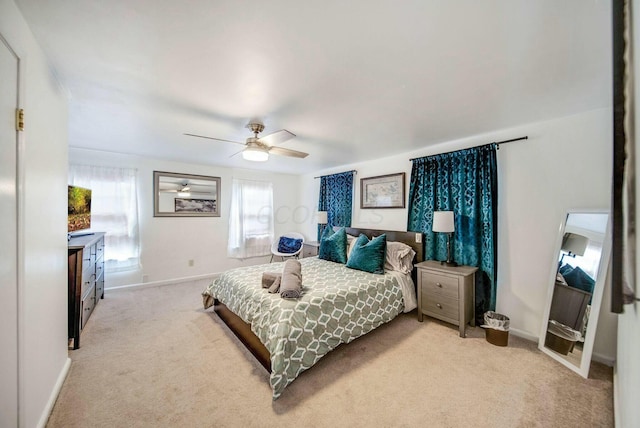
[228,178,274,259]
[69,164,140,272]
[563,241,604,279]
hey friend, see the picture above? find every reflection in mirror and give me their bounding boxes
[539,211,611,378]
[153,171,221,217]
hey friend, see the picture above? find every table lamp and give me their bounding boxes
[317,211,328,239]
[433,211,457,267]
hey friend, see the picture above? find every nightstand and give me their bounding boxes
[302,241,319,258]
[416,260,478,337]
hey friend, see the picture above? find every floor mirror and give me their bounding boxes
[538,211,611,377]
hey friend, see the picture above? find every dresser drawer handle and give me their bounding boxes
[436,283,443,288]
[436,303,442,309]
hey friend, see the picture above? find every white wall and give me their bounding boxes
[69,148,305,287]
[299,108,616,360]
[0,1,70,427]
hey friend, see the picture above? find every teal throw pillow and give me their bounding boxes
[346,233,386,274]
[563,266,595,294]
[318,227,348,264]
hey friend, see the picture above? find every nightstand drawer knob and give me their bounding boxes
[436,283,443,288]
[436,303,442,309]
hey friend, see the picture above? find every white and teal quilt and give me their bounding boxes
[202,257,408,399]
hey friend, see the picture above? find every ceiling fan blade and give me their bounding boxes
[268,146,308,158]
[259,129,296,146]
[229,148,245,158]
[184,133,245,145]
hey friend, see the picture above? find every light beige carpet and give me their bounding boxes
[47,280,613,428]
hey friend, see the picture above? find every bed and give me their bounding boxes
[202,227,424,399]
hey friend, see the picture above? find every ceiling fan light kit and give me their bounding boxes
[242,146,269,162]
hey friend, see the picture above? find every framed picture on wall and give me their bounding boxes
[153,171,221,217]
[174,198,217,213]
[360,172,405,209]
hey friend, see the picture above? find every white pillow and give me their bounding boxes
[384,241,416,274]
[346,234,358,259]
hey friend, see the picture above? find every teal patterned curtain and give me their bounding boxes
[407,144,498,319]
[318,171,354,240]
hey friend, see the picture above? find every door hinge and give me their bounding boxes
[15,108,24,131]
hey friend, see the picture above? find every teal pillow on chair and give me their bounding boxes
[318,227,348,264]
[346,233,387,274]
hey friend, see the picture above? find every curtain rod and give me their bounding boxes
[314,170,357,179]
[409,136,528,161]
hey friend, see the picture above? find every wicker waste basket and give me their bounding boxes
[482,311,510,347]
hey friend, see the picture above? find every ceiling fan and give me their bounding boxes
[158,179,191,193]
[184,121,308,162]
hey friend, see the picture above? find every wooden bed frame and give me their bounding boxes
[213,227,425,373]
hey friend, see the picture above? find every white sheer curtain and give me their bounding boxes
[228,178,274,259]
[69,164,140,272]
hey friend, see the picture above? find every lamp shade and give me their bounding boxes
[432,211,455,233]
[561,233,588,256]
[317,211,328,225]
[242,147,269,162]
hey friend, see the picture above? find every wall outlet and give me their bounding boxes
[188,259,194,267]
[415,233,422,243]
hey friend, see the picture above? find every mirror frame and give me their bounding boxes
[153,171,221,217]
[538,209,612,378]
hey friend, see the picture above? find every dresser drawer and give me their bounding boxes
[96,237,105,259]
[422,294,459,321]
[81,284,96,329]
[95,270,104,301]
[88,243,97,267]
[81,271,96,299]
[422,272,459,299]
[95,262,104,284]
[82,257,95,278]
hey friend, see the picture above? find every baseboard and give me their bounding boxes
[37,357,71,428]
[591,351,615,367]
[508,327,539,343]
[105,273,221,292]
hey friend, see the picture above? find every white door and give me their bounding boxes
[0,33,19,428]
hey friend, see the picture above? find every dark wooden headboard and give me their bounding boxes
[340,227,425,264]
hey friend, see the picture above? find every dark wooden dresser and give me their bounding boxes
[68,232,105,349]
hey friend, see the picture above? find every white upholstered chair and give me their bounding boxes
[270,232,305,262]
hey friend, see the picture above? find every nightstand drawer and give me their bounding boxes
[302,247,316,258]
[422,273,459,299]
[422,294,459,320]
[302,242,319,258]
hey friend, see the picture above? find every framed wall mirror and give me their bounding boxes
[538,211,611,377]
[153,171,221,217]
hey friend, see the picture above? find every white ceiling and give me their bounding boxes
[16,0,612,175]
